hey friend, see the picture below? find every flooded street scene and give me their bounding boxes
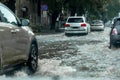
[0,27,120,80]
[1,0,120,80]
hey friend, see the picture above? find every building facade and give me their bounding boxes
[2,0,51,31]
[15,0,40,24]
[4,0,48,25]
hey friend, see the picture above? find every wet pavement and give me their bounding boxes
[1,27,120,80]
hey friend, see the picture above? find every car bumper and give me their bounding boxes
[65,29,88,34]
[91,26,104,30]
[111,35,120,44]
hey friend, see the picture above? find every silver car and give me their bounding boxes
[0,3,38,74]
[90,20,104,31]
[64,16,91,35]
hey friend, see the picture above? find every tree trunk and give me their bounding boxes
[5,0,16,13]
[50,11,59,30]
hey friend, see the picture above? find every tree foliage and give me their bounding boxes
[106,0,120,20]
[42,0,63,29]
[41,0,111,29]
[0,0,8,3]
[64,0,110,19]
[1,0,112,28]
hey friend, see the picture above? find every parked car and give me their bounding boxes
[0,3,38,74]
[90,20,104,31]
[64,16,91,35]
[109,17,120,48]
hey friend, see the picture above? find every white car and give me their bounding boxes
[90,20,104,31]
[64,16,91,35]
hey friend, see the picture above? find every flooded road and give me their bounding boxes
[1,27,120,80]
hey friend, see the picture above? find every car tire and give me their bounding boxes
[101,28,104,31]
[109,38,116,49]
[65,33,69,36]
[27,43,38,74]
[85,28,89,35]
[110,43,116,49]
[85,32,88,35]
[109,38,112,49]
[88,28,91,33]
[109,42,112,49]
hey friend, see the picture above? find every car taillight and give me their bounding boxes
[65,24,70,27]
[112,28,118,35]
[81,23,86,27]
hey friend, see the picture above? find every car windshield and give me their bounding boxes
[67,18,83,23]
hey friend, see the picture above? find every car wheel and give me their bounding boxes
[27,43,38,74]
[109,38,116,49]
[65,33,69,36]
[88,28,91,33]
[110,43,117,49]
[101,28,104,31]
[109,41,112,49]
[109,37,112,49]
[85,28,89,35]
[85,32,88,35]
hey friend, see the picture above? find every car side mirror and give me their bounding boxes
[21,19,30,26]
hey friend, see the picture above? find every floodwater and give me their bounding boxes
[0,27,120,80]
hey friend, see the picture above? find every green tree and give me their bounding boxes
[42,0,63,30]
[64,0,110,19]
[42,0,111,29]
[106,0,120,20]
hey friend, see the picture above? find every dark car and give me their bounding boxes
[109,17,120,48]
[0,3,38,74]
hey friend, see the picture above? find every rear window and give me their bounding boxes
[91,20,103,24]
[67,18,84,23]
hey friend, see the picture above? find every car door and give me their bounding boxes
[0,16,4,69]
[0,5,28,68]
